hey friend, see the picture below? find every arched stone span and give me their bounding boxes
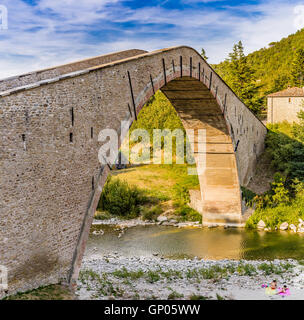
[0,46,267,297]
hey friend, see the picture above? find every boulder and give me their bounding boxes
[280,222,289,231]
[299,218,303,224]
[157,216,168,223]
[290,224,297,233]
[298,227,304,233]
[257,220,266,229]
[298,222,304,229]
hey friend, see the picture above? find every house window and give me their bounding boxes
[288,98,291,103]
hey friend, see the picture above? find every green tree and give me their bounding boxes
[290,48,304,87]
[292,100,304,141]
[225,41,262,114]
[201,48,208,60]
[214,29,304,101]
[268,74,290,94]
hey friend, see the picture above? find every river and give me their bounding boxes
[84,224,304,261]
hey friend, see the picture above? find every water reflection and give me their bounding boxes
[85,225,304,261]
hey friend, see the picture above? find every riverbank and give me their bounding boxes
[92,217,202,230]
[96,164,202,224]
[77,255,304,300]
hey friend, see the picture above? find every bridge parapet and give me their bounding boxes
[0,49,147,93]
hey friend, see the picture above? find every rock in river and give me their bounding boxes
[280,222,289,231]
[257,220,266,229]
[157,216,168,223]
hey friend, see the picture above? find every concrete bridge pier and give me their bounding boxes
[161,77,243,227]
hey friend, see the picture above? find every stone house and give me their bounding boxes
[267,87,304,124]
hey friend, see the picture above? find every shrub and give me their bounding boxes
[173,184,190,205]
[142,205,163,221]
[98,177,147,218]
[252,173,290,210]
[266,123,304,181]
[245,173,304,229]
[175,205,202,223]
[241,187,257,206]
[246,192,304,229]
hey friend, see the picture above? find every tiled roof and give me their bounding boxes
[268,87,304,97]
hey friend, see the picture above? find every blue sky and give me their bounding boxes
[0,0,303,79]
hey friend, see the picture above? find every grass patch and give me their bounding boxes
[94,210,113,220]
[107,163,201,223]
[3,284,74,300]
[112,267,144,280]
[160,269,183,280]
[142,205,163,221]
[79,269,124,297]
[216,293,225,300]
[112,164,199,205]
[168,291,184,300]
[237,263,257,276]
[174,205,202,223]
[257,262,294,275]
[189,294,210,300]
[146,270,161,283]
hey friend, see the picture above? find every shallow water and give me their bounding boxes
[85,225,304,261]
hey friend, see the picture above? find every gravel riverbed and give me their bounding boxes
[76,255,304,300]
[92,218,202,229]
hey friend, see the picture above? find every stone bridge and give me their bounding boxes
[0,46,267,297]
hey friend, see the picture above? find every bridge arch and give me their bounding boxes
[0,46,266,296]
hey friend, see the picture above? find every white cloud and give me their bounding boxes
[0,0,303,80]
[37,0,119,24]
[228,1,304,55]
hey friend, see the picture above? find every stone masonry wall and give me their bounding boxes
[0,46,267,297]
[267,96,304,124]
